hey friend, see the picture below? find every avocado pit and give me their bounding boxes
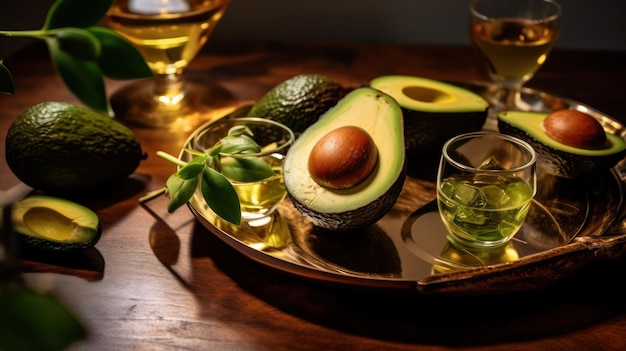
[308,126,378,189]
[543,109,607,149]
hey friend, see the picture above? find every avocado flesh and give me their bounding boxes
[283,87,406,231]
[370,75,489,154]
[498,111,626,178]
[3,195,101,252]
[5,101,144,195]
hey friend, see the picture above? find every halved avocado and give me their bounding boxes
[370,75,489,154]
[283,87,406,231]
[497,110,626,178]
[2,195,101,252]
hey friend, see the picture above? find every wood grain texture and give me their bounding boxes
[1,41,626,351]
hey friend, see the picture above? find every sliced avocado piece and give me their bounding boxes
[284,87,406,231]
[249,74,348,136]
[2,195,101,252]
[497,110,626,178]
[370,75,489,154]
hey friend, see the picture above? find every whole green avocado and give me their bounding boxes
[249,74,348,136]
[5,101,145,194]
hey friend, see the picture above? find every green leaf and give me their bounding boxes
[0,287,85,351]
[165,174,198,213]
[220,156,275,182]
[88,27,153,80]
[47,38,110,115]
[220,134,261,154]
[54,28,101,60]
[44,0,114,30]
[188,155,207,165]
[0,63,15,94]
[177,163,204,179]
[228,125,253,137]
[208,144,222,157]
[201,167,241,225]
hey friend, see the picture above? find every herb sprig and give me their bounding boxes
[143,124,275,226]
[0,0,152,115]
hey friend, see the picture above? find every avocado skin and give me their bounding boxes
[403,109,487,154]
[498,119,626,178]
[288,166,406,231]
[15,223,102,253]
[5,102,144,194]
[249,74,348,136]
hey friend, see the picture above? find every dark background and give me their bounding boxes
[1,0,625,59]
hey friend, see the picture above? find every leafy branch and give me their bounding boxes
[141,125,275,226]
[0,0,152,115]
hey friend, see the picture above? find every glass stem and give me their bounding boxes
[153,72,186,106]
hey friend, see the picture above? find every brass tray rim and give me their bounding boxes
[184,81,626,295]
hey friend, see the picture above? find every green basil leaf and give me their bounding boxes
[87,27,153,79]
[220,156,275,182]
[44,0,113,30]
[228,125,253,137]
[208,144,222,157]
[165,173,184,194]
[220,134,261,154]
[188,155,207,165]
[166,174,197,213]
[177,163,203,179]
[201,167,241,225]
[0,63,15,94]
[47,38,110,115]
[55,28,101,60]
[0,287,86,351]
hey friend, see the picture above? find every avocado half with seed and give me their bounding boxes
[283,87,406,231]
[2,195,101,252]
[370,75,489,154]
[497,110,626,178]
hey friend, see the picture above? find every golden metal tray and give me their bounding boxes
[183,81,626,295]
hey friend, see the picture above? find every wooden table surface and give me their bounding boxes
[2,41,626,351]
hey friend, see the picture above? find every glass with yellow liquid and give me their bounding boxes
[437,132,537,248]
[192,117,295,222]
[469,0,561,107]
[106,0,235,130]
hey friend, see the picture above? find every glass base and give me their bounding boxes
[482,84,550,113]
[110,76,238,132]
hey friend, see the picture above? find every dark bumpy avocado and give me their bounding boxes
[283,87,406,231]
[3,195,101,252]
[498,110,626,178]
[249,74,348,136]
[370,75,489,154]
[5,102,145,194]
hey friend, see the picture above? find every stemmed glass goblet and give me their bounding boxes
[469,0,561,110]
[105,0,236,131]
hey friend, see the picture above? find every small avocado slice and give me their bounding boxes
[2,195,101,252]
[283,87,406,231]
[497,110,626,178]
[370,75,489,154]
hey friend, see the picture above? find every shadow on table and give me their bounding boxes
[189,220,626,347]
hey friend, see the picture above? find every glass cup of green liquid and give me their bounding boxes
[192,117,295,222]
[437,132,537,248]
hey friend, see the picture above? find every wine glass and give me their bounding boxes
[105,0,237,131]
[469,0,561,110]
